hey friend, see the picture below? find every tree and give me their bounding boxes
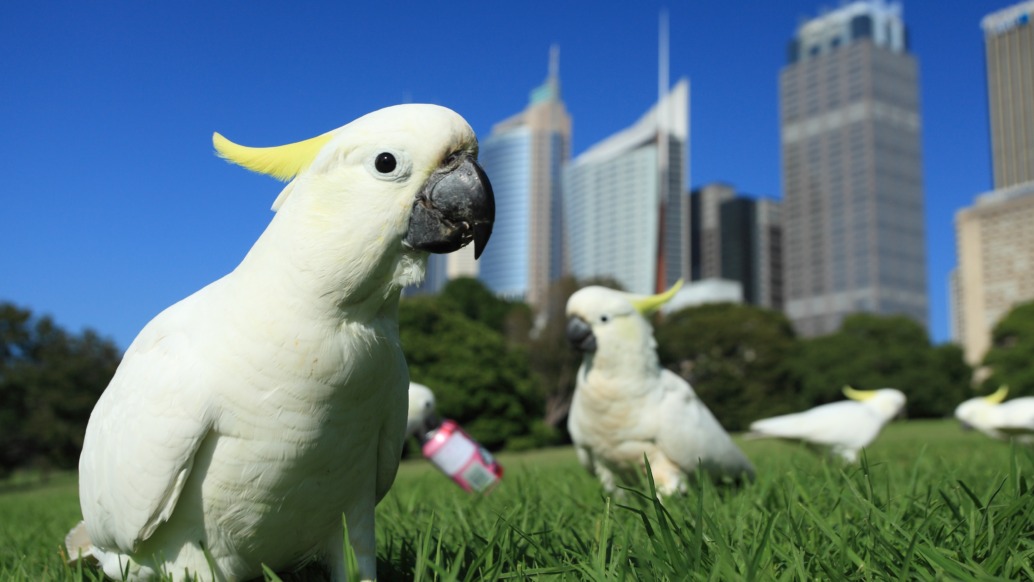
[0,302,121,477]
[655,303,804,431]
[981,300,1034,397]
[437,278,527,335]
[398,296,540,450]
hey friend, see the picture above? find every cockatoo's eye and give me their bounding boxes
[365,149,411,182]
[375,153,397,174]
[600,315,610,323]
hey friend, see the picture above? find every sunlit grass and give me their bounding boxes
[3,420,1034,580]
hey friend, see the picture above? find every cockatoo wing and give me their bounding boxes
[995,398,1034,435]
[78,303,216,553]
[749,400,882,450]
[655,370,755,478]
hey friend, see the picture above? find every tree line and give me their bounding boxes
[4,281,1034,475]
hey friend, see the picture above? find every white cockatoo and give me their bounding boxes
[565,282,755,496]
[747,387,906,462]
[66,104,494,581]
[406,382,439,439]
[955,386,1034,444]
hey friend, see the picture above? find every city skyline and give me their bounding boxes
[1,1,1013,349]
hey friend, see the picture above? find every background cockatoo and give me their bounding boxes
[565,282,755,496]
[406,382,439,439]
[955,386,1034,444]
[747,387,906,462]
[67,104,494,581]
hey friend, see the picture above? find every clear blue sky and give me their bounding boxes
[1,1,1008,350]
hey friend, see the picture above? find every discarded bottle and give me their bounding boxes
[421,419,503,493]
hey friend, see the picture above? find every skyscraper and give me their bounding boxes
[984,1,1034,189]
[780,0,926,337]
[951,2,1034,365]
[477,47,571,306]
[690,183,783,310]
[720,196,784,310]
[689,183,735,281]
[563,79,689,294]
[954,183,1034,365]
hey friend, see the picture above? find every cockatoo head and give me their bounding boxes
[954,385,1009,433]
[213,104,494,292]
[406,382,439,438]
[565,281,682,359]
[842,386,907,421]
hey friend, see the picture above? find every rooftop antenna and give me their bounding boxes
[549,43,560,82]
[656,8,671,293]
[659,9,669,106]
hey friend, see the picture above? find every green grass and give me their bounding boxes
[3,420,1034,581]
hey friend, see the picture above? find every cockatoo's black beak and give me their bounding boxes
[404,153,495,259]
[566,316,597,353]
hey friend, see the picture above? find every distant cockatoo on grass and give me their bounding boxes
[66,104,494,581]
[955,386,1034,444]
[407,382,440,439]
[565,282,755,496]
[747,387,906,462]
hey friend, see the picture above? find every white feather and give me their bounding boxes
[566,286,755,496]
[75,104,481,581]
[406,382,438,438]
[955,395,1034,443]
[748,389,906,462]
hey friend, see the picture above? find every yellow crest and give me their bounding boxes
[842,385,877,402]
[212,130,335,182]
[630,279,684,316]
[985,385,1009,404]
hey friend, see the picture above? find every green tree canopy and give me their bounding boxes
[0,302,121,477]
[399,296,540,450]
[655,302,804,431]
[981,300,1034,397]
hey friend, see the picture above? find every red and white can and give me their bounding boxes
[421,419,503,493]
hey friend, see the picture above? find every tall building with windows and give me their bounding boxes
[954,184,1034,364]
[780,0,926,337]
[720,196,784,310]
[690,183,783,310]
[984,1,1034,190]
[951,2,1034,365]
[689,183,735,281]
[563,79,689,294]
[476,48,571,306]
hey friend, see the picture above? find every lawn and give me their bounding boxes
[3,419,1033,581]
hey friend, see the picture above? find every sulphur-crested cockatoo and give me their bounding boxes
[67,104,494,582]
[565,282,755,496]
[406,382,440,439]
[747,387,906,462]
[955,386,1034,444]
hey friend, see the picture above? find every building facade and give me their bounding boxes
[720,196,784,310]
[951,2,1034,365]
[477,48,571,306]
[780,0,927,337]
[690,183,783,310]
[954,184,1034,364]
[689,183,734,281]
[983,1,1034,190]
[563,79,689,295]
